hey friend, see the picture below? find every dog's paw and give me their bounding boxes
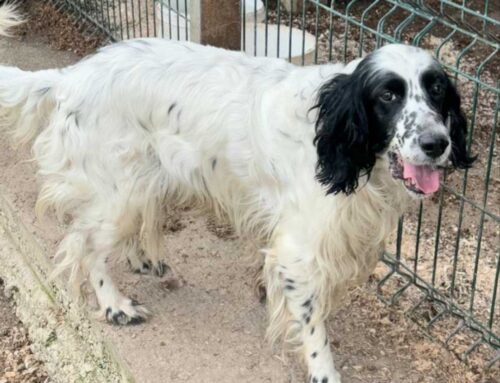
[307,368,342,383]
[104,299,149,325]
[308,371,342,383]
[126,249,150,274]
[128,258,153,274]
[130,259,169,277]
[127,253,170,277]
[152,261,169,277]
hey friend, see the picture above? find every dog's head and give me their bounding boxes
[313,44,475,198]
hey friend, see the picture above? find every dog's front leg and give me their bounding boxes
[265,234,342,383]
[286,285,341,383]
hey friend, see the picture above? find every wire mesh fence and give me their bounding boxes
[49,0,499,371]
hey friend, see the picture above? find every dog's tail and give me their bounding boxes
[0,4,56,146]
[0,3,24,36]
[0,66,61,146]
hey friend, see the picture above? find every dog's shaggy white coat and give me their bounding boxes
[1,6,471,381]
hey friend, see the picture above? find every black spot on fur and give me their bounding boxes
[285,285,295,291]
[138,119,148,131]
[279,130,292,139]
[67,111,79,127]
[321,378,328,383]
[311,327,315,335]
[212,158,217,170]
[99,279,103,287]
[402,127,412,141]
[415,124,425,133]
[302,299,311,307]
[168,103,176,115]
[311,352,318,358]
[312,378,318,383]
[403,112,417,136]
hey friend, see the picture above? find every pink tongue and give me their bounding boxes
[403,162,441,194]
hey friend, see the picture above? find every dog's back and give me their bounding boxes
[1,36,337,232]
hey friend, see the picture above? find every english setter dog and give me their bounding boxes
[0,6,473,383]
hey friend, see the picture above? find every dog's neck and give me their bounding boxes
[320,158,410,277]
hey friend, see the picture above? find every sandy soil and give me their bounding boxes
[0,280,50,383]
[0,2,498,383]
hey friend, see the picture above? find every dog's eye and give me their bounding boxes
[431,83,444,97]
[380,90,396,102]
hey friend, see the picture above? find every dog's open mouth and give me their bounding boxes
[389,152,442,195]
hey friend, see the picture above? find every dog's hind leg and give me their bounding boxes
[116,177,169,277]
[123,236,150,274]
[265,234,342,383]
[136,191,169,277]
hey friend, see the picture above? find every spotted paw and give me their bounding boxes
[127,253,169,277]
[104,299,149,325]
[127,258,149,274]
[309,371,342,383]
[126,248,147,272]
[152,261,169,277]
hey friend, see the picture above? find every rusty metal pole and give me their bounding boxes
[189,0,241,50]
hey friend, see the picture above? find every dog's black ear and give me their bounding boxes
[444,77,476,169]
[313,73,376,195]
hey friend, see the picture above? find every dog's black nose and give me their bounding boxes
[418,134,449,158]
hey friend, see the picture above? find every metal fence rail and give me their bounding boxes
[50,0,499,371]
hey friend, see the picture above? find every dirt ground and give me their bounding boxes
[0,2,498,383]
[0,280,50,383]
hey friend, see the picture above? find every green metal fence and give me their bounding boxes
[49,0,499,371]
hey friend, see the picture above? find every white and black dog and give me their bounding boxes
[0,6,473,383]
